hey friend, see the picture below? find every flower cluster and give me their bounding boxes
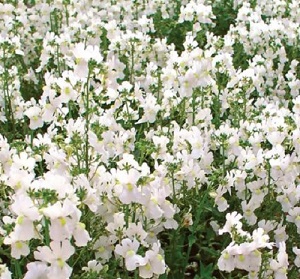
[0,0,300,278]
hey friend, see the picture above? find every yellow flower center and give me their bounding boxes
[238,254,245,262]
[15,241,23,249]
[126,250,135,257]
[16,181,22,189]
[157,254,163,261]
[17,215,24,225]
[64,87,71,95]
[151,197,158,205]
[98,246,105,253]
[59,217,67,226]
[126,183,133,191]
[245,209,252,216]
[145,263,151,270]
[57,258,65,268]
[223,251,230,260]
[78,222,86,229]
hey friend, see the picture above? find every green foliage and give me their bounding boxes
[1,0,300,278]
[212,0,238,36]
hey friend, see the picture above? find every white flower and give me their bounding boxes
[115,238,146,271]
[23,262,49,279]
[212,186,229,212]
[11,151,36,171]
[125,222,148,243]
[139,242,166,278]
[269,242,288,279]
[136,95,160,124]
[42,199,87,244]
[106,213,125,236]
[286,207,300,233]
[115,169,142,204]
[249,228,274,252]
[241,200,259,225]
[219,211,243,236]
[5,169,34,193]
[34,240,75,279]
[82,260,103,273]
[274,224,288,245]
[24,106,43,130]
[217,246,235,272]
[3,232,30,259]
[56,77,78,103]
[34,171,74,199]
[94,235,115,262]
[10,194,41,241]
[258,219,277,234]
[0,264,11,279]
[73,222,91,247]
[292,247,300,267]
[72,43,102,79]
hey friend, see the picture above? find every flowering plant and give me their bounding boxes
[0,0,300,278]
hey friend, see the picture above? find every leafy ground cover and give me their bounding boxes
[0,0,300,278]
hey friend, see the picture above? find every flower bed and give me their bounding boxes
[0,0,300,278]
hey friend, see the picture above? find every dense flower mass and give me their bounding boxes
[0,0,300,278]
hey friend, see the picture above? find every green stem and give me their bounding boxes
[124,260,129,279]
[64,4,69,27]
[171,170,176,204]
[130,41,135,84]
[56,44,61,75]
[201,89,204,109]
[181,97,186,127]
[30,129,34,149]
[134,269,139,279]
[84,68,91,176]
[125,100,132,123]
[124,204,130,228]
[44,218,50,246]
[13,259,22,279]
[68,101,73,119]
[243,92,247,120]
[266,160,272,199]
[71,247,87,268]
[192,89,196,126]
[221,143,226,178]
[157,70,162,104]
[2,47,16,138]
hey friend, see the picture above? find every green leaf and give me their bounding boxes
[188,234,196,247]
